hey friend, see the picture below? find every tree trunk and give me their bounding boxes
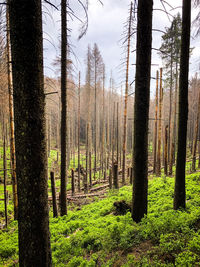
[174,0,191,210]
[50,172,58,218]
[153,70,159,174]
[156,68,163,176]
[78,72,81,192]
[60,0,67,216]
[9,0,52,264]
[164,125,168,175]
[6,5,18,220]
[191,88,200,172]
[132,0,153,223]
[3,122,8,227]
[122,2,133,185]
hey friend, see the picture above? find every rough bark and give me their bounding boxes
[174,0,191,210]
[9,0,52,265]
[60,0,67,216]
[132,0,153,223]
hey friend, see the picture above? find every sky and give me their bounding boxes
[43,0,200,96]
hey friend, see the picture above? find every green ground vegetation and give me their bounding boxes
[0,170,200,266]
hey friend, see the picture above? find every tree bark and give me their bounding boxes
[132,0,153,223]
[6,5,18,220]
[60,0,67,216]
[174,0,191,210]
[122,2,133,185]
[156,68,163,176]
[153,70,159,174]
[9,0,52,265]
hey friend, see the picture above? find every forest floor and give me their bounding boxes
[0,150,200,266]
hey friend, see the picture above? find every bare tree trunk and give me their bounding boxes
[164,125,168,175]
[78,72,81,192]
[132,0,153,223]
[153,70,159,174]
[122,2,133,185]
[191,88,200,172]
[6,6,18,220]
[50,171,58,218]
[174,0,191,210]
[60,0,67,216]
[156,68,163,176]
[9,0,52,264]
[3,121,8,227]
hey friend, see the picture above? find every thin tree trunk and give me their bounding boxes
[3,122,8,227]
[132,0,153,223]
[153,70,159,174]
[164,125,168,175]
[78,72,81,192]
[156,68,163,176]
[191,88,200,172]
[50,171,58,218]
[174,0,191,210]
[6,6,18,220]
[122,2,133,185]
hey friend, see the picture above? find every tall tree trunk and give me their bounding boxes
[156,68,163,176]
[9,0,52,265]
[78,72,81,192]
[122,2,133,185]
[60,0,67,216]
[191,88,200,172]
[3,120,8,227]
[174,0,191,210]
[6,6,18,220]
[164,125,168,175]
[132,0,153,223]
[153,70,159,174]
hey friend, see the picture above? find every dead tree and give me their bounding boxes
[122,2,133,185]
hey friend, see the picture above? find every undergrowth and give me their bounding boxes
[0,173,200,266]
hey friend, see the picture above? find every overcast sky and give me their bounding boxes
[43,0,200,96]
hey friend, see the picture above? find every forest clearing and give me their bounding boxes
[0,0,200,266]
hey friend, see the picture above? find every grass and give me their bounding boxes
[0,172,200,266]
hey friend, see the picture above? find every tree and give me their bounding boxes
[9,0,52,265]
[132,0,153,223]
[122,2,133,185]
[60,0,67,216]
[174,0,191,210]
[92,43,103,175]
[160,14,181,172]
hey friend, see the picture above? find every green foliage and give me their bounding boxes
[1,173,200,266]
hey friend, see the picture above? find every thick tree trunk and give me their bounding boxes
[132,0,153,223]
[9,0,52,265]
[60,0,67,216]
[174,0,191,210]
